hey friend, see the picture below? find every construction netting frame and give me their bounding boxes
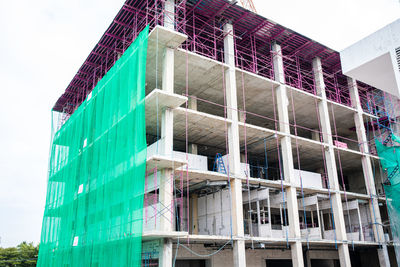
[37,25,149,267]
[375,133,400,262]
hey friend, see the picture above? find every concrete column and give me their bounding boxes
[306,250,312,267]
[378,244,391,267]
[163,0,175,29]
[239,110,245,122]
[159,1,175,266]
[188,143,198,154]
[224,23,241,176]
[311,131,320,142]
[191,194,199,234]
[161,0,175,157]
[223,22,246,267]
[232,178,246,267]
[272,42,304,267]
[188,96,197,110]
[356,206,365,241]
[159,239,173,267]
[312,57,351,267]
[316,201,322,239]
[159,168,173,232]
[161,108,173,156]
[348,78,390,267]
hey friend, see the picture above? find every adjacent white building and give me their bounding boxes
[340,19,400,97]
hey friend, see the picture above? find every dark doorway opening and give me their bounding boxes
[175,259,207,267]
[266,259,292,267]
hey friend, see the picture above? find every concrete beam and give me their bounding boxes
[224,23,246,267]
[313,57,351,267]
[272,43,304,267]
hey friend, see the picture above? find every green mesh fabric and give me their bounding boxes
[375,134,400,261]
[37,25,149,267]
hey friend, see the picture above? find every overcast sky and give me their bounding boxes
[0,0,399,248]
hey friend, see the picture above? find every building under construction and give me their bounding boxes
[37,1,400,266]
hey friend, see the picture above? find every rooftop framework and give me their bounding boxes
[54,0,389,117]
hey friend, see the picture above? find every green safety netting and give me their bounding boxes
[375,133,400,262]
[37,25,149,267]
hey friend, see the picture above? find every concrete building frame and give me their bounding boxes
[51,1,400,266]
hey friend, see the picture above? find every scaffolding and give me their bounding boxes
[42,0,400,266]
[37,26,149,266]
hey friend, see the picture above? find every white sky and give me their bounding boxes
[0,0,399,248]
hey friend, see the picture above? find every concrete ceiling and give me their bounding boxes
[145,45,368,186]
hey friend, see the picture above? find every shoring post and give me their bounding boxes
[223,22,247,267]
[272,42,305,267]
[312,57,351,267]
[348,77,390,267]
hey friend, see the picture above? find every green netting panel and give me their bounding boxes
[37,25,149,267]
[375,134,400,262]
